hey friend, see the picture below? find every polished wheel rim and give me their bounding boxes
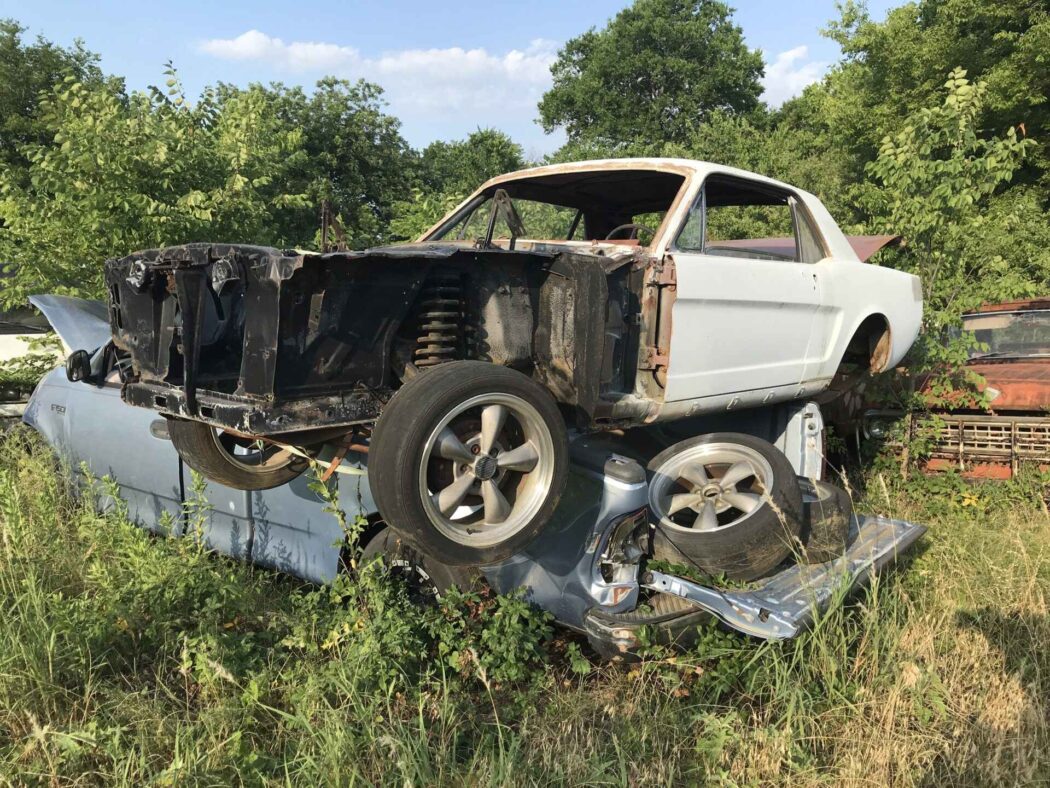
[418,392,555,548]
[649,443,773,533]
[211,430,300,473]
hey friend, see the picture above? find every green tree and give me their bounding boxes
[866,70,1040,324]
[538,0,764,146]
[388,129,524,242]
[387,189,465,242]
[418,129,525,195]
[658,109,855,221]
[819,0,1050,190]
[864,65,1044,410]
[0,20,109,181]
[0,70,309,307]
[242,78,414,248]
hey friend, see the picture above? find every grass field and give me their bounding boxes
[0,426,1047,786]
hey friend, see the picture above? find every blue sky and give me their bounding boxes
[1,0,897,156]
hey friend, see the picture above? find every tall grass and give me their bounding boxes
[0,426,1047,786]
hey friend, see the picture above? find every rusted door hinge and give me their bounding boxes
[656,263,677,287]
[639,345,669,370]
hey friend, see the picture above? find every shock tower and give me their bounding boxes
[413,272,466,368]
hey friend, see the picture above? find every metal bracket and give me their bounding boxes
[642,570,800,639]
[655,263,677,287]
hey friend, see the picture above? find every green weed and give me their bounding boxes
[0,426,1047,785]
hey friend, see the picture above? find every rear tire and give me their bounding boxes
[798,478,853,563]
[369,361,569,566]
[360,528,478,601]
[647,433,803,581]
[168,418,311,490]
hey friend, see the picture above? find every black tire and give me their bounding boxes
[648,432,804,582]
[168,418,311,490]
[798,478,853,563]
[369,361,569,566]
[360,527,478,602]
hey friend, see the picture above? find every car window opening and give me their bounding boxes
[677,175,822,263]
[433,169,685,246]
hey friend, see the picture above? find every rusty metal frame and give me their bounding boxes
[865,408,1050,478]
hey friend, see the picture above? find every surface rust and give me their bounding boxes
[105,241,645,438]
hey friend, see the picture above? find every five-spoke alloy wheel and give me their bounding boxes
[649,442,774,534]
[648,433,804,581]
[370,361,568,566]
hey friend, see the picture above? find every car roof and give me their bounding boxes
[479,158,797,194]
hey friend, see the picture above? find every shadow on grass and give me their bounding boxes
[924,607,1050,784]
[956,607,1048,688]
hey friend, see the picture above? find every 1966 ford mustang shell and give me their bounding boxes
[104,159,922,433]
[86,159,923,565]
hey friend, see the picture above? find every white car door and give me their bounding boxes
[663,175,825,404]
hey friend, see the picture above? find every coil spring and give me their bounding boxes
[413,273,464,368]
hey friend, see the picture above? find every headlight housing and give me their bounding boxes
[863,410,902,440]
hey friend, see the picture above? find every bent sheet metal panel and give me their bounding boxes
[24,370,185,531]
[29,295,111,354]
[250,447,375,584]
[642,515,926,640]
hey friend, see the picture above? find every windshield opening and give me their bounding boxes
[963,310,1050,359]
[446,197,583,243]
[429,168,685,246]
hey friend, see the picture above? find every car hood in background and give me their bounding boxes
[29,295,110,353]
[966,359,1050,412]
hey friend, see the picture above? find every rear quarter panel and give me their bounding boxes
[812,259,923,380]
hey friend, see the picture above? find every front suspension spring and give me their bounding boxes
[413,273,464,368]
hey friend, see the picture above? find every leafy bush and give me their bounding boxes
[0,334,61,396]
[0,68,310,308]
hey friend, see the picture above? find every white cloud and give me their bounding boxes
[197,30,558,116]
[199,30,359,70]
[761,46,827,107]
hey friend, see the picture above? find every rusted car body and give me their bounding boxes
[104,160,921,437]
[865,298,1050,478]
[91,159,924,565]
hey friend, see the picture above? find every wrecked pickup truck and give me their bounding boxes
[84,158,923,566]
[864,297,1050,478]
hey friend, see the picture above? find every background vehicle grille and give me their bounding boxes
[919,414,1050,464]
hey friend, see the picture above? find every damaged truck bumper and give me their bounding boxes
[481,435,926,659]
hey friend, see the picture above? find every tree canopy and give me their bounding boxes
[244,78,414,249]
[0,20,109,179]
[0,70,311,307]
[386,129,525,242]
[537,0,765,145]
[778,0,1050,208]
[0,0,1046,355]
[417,129,525,196]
